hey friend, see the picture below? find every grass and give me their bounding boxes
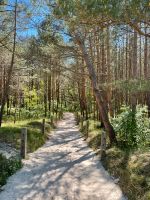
[79,119,102,150]
[0,118,54,153]
[0,116,58,189]
[78,117,150,200]
[102,148,150,200]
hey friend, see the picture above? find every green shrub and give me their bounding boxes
[111,105,150,149]
[0,154,22,187]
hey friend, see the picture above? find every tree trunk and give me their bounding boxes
[75,34,117,144]
[131,30,137,111]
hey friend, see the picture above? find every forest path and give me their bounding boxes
[0,113,126,200]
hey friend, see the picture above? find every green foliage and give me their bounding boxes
[54,0,149,28]
[111,105,150,149]
[0,154,22,187]
[105,79,150,93]
[112,108,137,147]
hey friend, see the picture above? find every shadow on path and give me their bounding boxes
[0,113,126,200]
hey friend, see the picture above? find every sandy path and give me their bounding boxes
[0,113,126,200]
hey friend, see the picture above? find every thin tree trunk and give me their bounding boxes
[0,0,17,126]
[131,30,137,111]
[106,27,113,117]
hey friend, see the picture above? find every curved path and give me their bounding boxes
[0,113,126,200]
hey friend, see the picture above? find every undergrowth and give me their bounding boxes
[102,148,150,200]
[77,106,150,200]
[0,154,22,188]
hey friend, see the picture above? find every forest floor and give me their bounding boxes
[0,113,126,200]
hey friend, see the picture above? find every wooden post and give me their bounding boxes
[59,111,61,119]
[86,120,89,138]
[55,113,58,123]
[51,116,53,127]
[76,112,80,125]
[100,130,106,160]
[94,120,96,129]
[42,119,45,134]
[59,111,63,119]
[80,116,83,131]
[21,127,27,159]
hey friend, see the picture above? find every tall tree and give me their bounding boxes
[0,0,17,126]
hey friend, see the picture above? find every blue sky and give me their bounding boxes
[8,0,49,38]
[6,0,70,43]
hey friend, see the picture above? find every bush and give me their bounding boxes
[111,105,150,149]
[0,154,22,187]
